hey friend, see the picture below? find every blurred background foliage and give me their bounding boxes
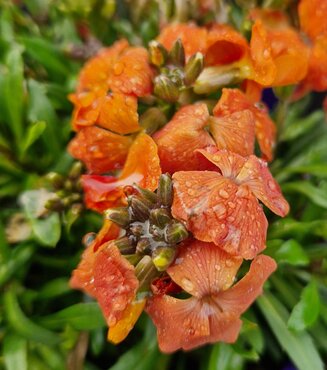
[0,0,326,369]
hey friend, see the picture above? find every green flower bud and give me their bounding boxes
[165,222,188,244]
[154,75,180,103]
[105,207,131,228]
[115,236,136,254]
[148,40,168,67]
[169,38,185,66]
[152,246,176,271]
[46,172,64,190]
[139,107,167,135]
[184,52,204,85]
[157,174,173,207]
[130,197,151,222]
[150,208,171,228]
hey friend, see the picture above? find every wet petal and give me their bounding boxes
[298,0,327,41]
[218,255,277,315]
[146,295,241,353]
[108,298,146,344]
[172,171,267,259]
[249,8,290,30]
[92,219,121,252]
[109,46,154,96]
[93,242,139,327]
[209,110,255,156]
[97,93,139,134]
[153,104,215,173]
[167,240,243,297]
[206,24,248,66]
[68,126,132,174]
[157,23,207,60]
[235,155,290,216]
[305,36,327,92]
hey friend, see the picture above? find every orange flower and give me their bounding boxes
[214,88,276,162]
[82,133,161,212]
[172,149,289,259]
[68,126,132,174]
[298,0,327,41]
[146,240,277,353]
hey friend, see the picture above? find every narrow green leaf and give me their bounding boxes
[3,334,27,370]
[38,303,106,330]
[257,293,324,370]
[282,181,327,209]
[4,288,60,345]
[288,280,320,331]
[208,343,244,370]
[275,239,309,266]
[21,121,46,154]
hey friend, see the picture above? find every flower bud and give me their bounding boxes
[157,174,173,207]
[130,222,144,237]
[169,38,185,66]
[184,52,204,85]
[152,246,176,271]
[44,197,63,212]
[133,184,158,205]
[105,207,131,228]
[165,222,188,244]
[46,172,64,190]
[135,255,158,293]
[150,208,171,228]
[139,107,167,135]
[136,238,151,254]
[68,161,83,180]
[148,40,168,67]
[154,75,179,103]
[115,236,136,254]
[130,197,151,222]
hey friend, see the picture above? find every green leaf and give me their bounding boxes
[21,121,46,154]
[282,181,327,209]
[275,239,310,266]
[257,293,324,370]
[208,343,244,370]
[288,280,320,331]
[3,334,27,370]
[4,288,60,345]
[38,303,106,330]
[31,212,61,247]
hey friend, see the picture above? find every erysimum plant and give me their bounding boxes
[0,1,327,370]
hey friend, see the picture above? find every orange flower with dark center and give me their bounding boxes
[146,240,277,353]
[172,149,289,259]
[82,133,161,212]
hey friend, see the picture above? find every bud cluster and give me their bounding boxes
[106,174,188,272]
[149,39,204,103]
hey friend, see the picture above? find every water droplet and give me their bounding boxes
[113,62,124,75]
[181,278,194,292]
[268,180,276,191]
[219,189,229,199]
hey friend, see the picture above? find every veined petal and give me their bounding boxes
[109,46,154,97]
[97,93,139,134]
[167,240,243,297]
[146,295,241,353]
[92,219,121,252]
[157,23,207,60]
[206,24,249,66]
[68,126,132,174]
[209,110,255,156]
[153,104,215,173]
[235,155,290,216]
[93,242,139,327]
[298,0,327,41]
[217,255,277,315]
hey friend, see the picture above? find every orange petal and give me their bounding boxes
[235,155,290,216]
[153,104,215,173]
[218,255,277,315]
[146,295,241,353]
[172,170,268,259]
[92,219,121,252]
[97,93,139,134]
[68,126,132,174]
[298,0,327,41]
[305,36,327,91]
[206,24,249,66]
[209,110,255,157]
[157,23,207,60]
[77,40,129,93]
[108,298,146,344]
[167,240,243,297]
[214,88,276,162]
[109,46,154,97]
[249,8,290,30]
[242,80,263,104]
[93,242,139,327]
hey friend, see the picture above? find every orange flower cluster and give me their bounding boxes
[69,0,325,354]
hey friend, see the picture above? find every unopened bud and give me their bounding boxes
[165,222,188,244]
[169,38,185,66]
[154,75,179,103]
[69,161,83,180]
[135,255,158,293]
[130,197,151,222]
[130,222,144,237]
[148,40,167,67]
[157,174,173,207]
[184,52,204,85]
[139,108,167,135]
[64,179,74,192]
[105,207,131,228]
[136,238,151,254]
[115,236,136,254]
[133,184,158,205]
[150,208,171,228]
[44,197,63,212]
[152,246,176,271]
[46,172,64,190]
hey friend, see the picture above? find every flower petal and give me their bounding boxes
[68,126,132,174]
[298,0,327,41]
[157,23,207,60]
[153,104,215,173]
[93,242,139,327]
[235,155,290,216]
[206,24,248,66]
[97,93,139,134]
[217,255,277,315]
[209,110,255,157]
[146,295,241,353]
[109,46,154,97]
[305,36,327,92]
